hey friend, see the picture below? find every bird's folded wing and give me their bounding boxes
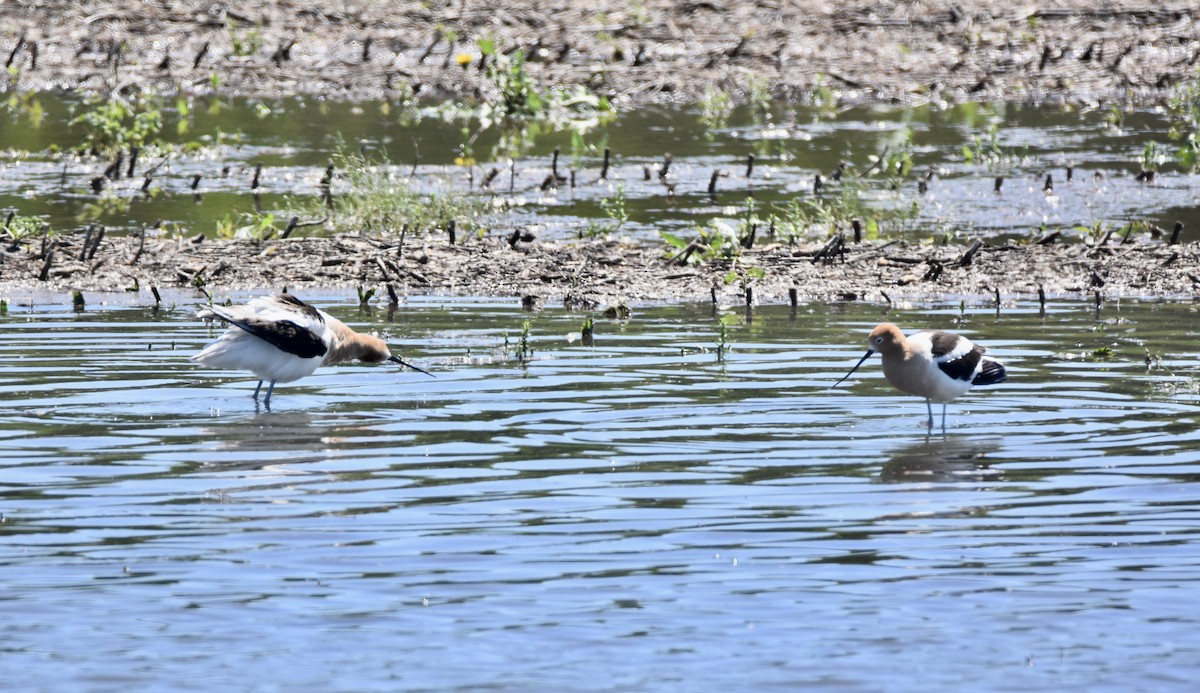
[205,306,328,360]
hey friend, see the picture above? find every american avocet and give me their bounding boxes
[192,293,432,406]
[833,323,1007,429]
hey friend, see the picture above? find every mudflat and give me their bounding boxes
[1,232,1193,307]
[2,1,1194,105]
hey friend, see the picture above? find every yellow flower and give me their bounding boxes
[455,53,472,67]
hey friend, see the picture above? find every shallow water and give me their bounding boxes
[2,96,1197,245]
[3,292,1200,691]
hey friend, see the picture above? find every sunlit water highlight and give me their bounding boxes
[2,293,1200,691]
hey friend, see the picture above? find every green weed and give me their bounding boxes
[229,20,264,57]
[570,129,608,168]
[724,266,766,295]
[1166,72,1200,143]
[961,124,1013,166]
[2,214,48,241]
[716,313,738,362]
[625,0,651,28]
[71,92,163,155]
[480,41,541,124]
[746,75,772,125]
[769,180,918,243]
[869,128,916,180]
[76,194,132,224]
[1104,104,1125,130]
[516,320,533,361]
[214,211,280,240]
[287,147,487,237]
[811,74,839,119]
[3,89,45,127]
[582,184,629,238]
[699,85,733,131]
[1140,141,1165,172]
[661,219,742,265]
[1176,134,1199,170]
[455,39,613,158]
[663,194,772,263]
[1073,220,1112,244]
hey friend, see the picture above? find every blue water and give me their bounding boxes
[2,291,1200,691]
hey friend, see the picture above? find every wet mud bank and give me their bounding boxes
[2,1,1197,106]
[2,233,1197,307]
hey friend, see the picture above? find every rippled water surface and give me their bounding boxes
[3,292,1200,691]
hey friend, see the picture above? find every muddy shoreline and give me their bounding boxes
[2,233,1197,307]
[2,1,1197,106]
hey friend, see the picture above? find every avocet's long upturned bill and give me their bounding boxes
[192,293,432,406]
[833,323,1006,428]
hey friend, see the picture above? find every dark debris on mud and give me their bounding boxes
[3,232,1199,308]
[2,1,1197,106]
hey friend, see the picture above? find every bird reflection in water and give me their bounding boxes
[879,436,1004,483]
[197,411,371,471]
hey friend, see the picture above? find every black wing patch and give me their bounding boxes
[937,345,984,382]
[972,358,1007,387]
[209,308,327,359]
[275,293,325,324]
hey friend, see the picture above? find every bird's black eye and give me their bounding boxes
[874,336,883,344]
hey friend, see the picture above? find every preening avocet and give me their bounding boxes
[833,323,1007,429]
[192,293,432,406]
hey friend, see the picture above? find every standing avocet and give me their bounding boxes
[192,293,432,406]
[833,323,1006,429]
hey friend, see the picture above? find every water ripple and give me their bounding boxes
[2,294,1200,690]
